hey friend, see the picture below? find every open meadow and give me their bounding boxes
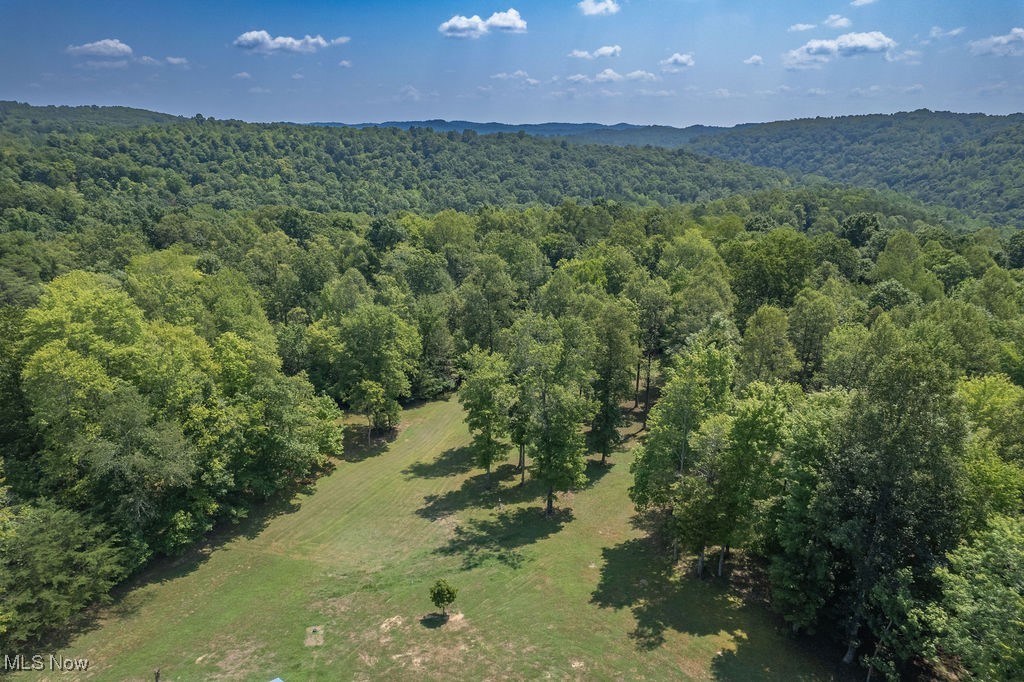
[26,396,850,681]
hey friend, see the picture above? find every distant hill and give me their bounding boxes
[0,102,788,216]
[0,100,181,134]
[316,110,1023,226]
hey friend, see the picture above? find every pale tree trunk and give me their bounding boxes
[518,444,526,486]
[717,546,725,577]
[634,357,642,408]
[546,485,554,515]
[696,547,705,578]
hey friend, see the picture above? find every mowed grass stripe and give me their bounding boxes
[28,395,850,681]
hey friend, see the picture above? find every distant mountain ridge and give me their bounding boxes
[313,110,1024,225]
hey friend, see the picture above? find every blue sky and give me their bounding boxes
[1,0,1022,125]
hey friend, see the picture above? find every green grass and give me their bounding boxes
[28,396,851,681]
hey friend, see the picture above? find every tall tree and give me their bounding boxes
[589,299,639,465]
[458,348,514,487]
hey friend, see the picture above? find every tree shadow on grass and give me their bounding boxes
[416,463,536,521]
[590,536,857,681]
[419,612,450,629]
[583,458,615,487]
[402,445,476,479]
[339,426,398,463]
[436,506,574,570]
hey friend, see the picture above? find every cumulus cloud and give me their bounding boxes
[969,28,1024,57]
[660,52,695,71]
[166,56,188,66]
[789,23,816,32]
[138,56,162,66]
[439,8,526,38]
[338,60,352,68]
[66,38,133,57]
[784,31,897,69]
[595,68,623,82]
[233,30,349,54]
[233,71,252,79]
[569,44,621,59]
[578,0,620,16]
[825,15,852,29]
[625,70,657,81]
[850,0,877,5]
[743,54,764,65]
[567,73,591,83]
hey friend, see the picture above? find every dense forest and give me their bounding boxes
[335,109,1024,228]
[1,103,1023,680]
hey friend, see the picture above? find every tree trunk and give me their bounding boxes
[546,486,554,515]
[717,546,725,577]
[643,355,653,413]
[601,448,607,466]
[366,418,372,446]
[842,620,861,665]
[486,465,491,489]
[634,357,642,408]
[696,547,705,578]
[519,444,526,486]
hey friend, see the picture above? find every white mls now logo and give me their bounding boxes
[3,654,90,672]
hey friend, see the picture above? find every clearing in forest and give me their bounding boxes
[32,395,849,681]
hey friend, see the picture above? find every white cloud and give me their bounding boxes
[291,73,304,80]
[625,69,657,81]
[743,54,763,65]
[886,49,921,63]
[233,71,252,79]
[79,59,130,69]
[784,31,897,69]
[166,56,188,66]
[439,8,526,38]
[637,89,675,97]
[851,83,924,97]
[490,69,540,85]
[567,73,591,83]
[486,8,527,32]
[850,0,878,6]
[595,68,623,82]
[824,15,851,29]
[66,38,133,57]
[397,85,438,102]
[569,44,622,59]
[789,23,816,32]
[597,89,624,97]
[660,52,695,72]
[929,26,965,40]
[338,60,352,68]
[138,56,161,66]
[233,30,349,54]
[969,28,1024,57]
[578,0,620,16]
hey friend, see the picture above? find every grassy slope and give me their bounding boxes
[32,396,849,681]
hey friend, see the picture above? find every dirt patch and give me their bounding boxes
[571,659,586,670]
[358,651,378,667]
[380,615,405,633]
[205,638,267,681]
[445,612,467,631]
[305,625,325,646]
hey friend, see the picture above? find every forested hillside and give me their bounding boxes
[337,110,1024,227]
[1,102,1023,680]
[0,101,787,217]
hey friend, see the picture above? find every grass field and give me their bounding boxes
[25,395,852,681]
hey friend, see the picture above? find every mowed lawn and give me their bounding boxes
[28,396,850,681]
